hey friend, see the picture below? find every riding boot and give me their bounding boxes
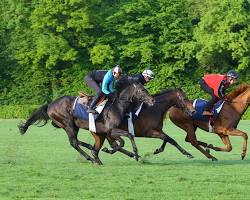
[87,93,102,113]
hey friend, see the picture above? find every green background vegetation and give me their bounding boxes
[1,120,250,199]
[0,0,250,118]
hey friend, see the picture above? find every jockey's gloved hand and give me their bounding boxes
[223,96,231,103]
[107,93,116,99]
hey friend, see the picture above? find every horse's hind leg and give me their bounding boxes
[148,130,193,158]
[64,125,95,163]
[185,128,218,161]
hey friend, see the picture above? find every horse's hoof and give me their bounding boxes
[205,147,210,154]
[153,149,160,154]
[95,161,103,165]
[187,154,194,159]
[241,154,246,160]
[102,147,109,153]
[135,155,141,161]
[211,157,218,161]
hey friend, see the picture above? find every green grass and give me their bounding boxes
[1,119,250,200]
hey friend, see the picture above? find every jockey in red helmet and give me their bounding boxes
[199,70,238,115]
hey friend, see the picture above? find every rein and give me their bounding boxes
[225,100,250,104]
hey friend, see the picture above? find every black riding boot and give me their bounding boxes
[87,93,102,113]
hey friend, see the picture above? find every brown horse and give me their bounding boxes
[18,81,155,165]
[101,88,196,159]
[169,84,250,161]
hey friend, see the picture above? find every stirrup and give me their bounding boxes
[87,108,97,114]
[202,111,213,116]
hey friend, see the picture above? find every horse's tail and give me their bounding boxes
[18,104,49,135]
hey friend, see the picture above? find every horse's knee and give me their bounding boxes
[69,138,78,148]
[243,133,248,140]
[226,145,232,152]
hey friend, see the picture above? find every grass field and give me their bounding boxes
[0,119,250,200]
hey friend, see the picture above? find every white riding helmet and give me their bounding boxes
[113,65,122,74]
[142,69,154,79]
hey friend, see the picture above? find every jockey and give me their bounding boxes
[199,70,238,114]
[129,69,155,85]
[127,69,155,116]
[84,65,122,113]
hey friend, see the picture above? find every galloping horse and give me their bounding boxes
[169,84,250,161]
[18,81,154,165]
[100,88,196,159]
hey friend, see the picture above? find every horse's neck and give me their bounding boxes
[114,97,131,114]
[231,90,250,115]
[155,92,177,112]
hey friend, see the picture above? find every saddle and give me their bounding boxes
[192,98,224,124]
[72,92,108,122]
[78,91,106,107]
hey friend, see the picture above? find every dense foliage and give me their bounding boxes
[0,0,249,107]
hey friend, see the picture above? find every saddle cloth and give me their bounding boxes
[192,98,224,122]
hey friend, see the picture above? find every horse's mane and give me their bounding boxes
[153,88,178,97]
[226,83,250,100]
[115,75,141,92]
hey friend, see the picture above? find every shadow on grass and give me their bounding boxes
[138,152,250,166]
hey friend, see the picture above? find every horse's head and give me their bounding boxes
[119,82,155,106]
[175,88,196,117]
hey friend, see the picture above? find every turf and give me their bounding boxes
[0,119,250,200]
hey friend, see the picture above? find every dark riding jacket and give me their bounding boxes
[88,70,108,84]
[128,74,146,85]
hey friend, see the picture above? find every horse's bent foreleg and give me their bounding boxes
[102,135,124,154]
[226,129,248,160]
[78,140,94,150]
[205,135,232,153]
[102,136,135,158]
[111,128,140,161]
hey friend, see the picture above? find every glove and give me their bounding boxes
[222,96,231,103]
[107,93,116,99]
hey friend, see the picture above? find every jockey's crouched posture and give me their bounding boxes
[127,69,155,115]
[84,65,122,113]
[129,69,155,85]
[199,70,238,115]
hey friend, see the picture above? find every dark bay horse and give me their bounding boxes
[169,84,250,161]
[18,82,154,165]
[101,88,196,159]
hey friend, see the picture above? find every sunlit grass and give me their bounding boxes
[0,119,249,200]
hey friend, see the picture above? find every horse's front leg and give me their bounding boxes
[102,136,136,158]
[226,129,248,160]
[203,135,232,155]
[78,140,94,150]
[111,128,140,161]
[102,135,124,154]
